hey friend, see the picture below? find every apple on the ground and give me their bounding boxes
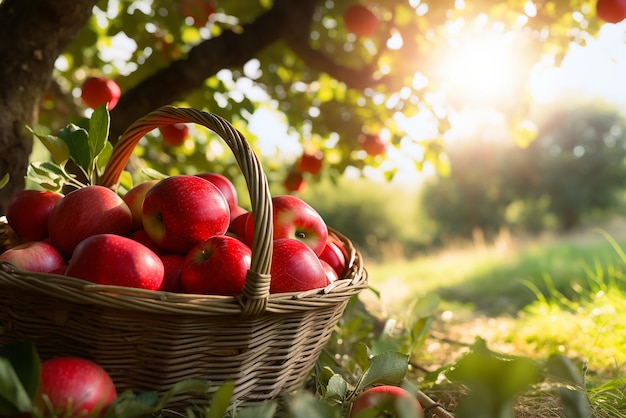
[48,185,133,259]
[0,240,65,273]
[122,179,159,231]
[37,357,117,418]
[142,175,230,254]
[5,189,63,243]
[181,234,252,295]
[65,234,164,290]
[350,385,424,418]
[269,238,329,294]
[80,76,121,110]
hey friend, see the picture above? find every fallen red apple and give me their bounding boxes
[343,4,379,37]
[48,185,133,259]
[142,175,230,255]
[66,234,164,290]
[269,238,329,294]
[196,172,239,208]
[181,234,252,295]
[0,240,65,274]
[5,189,63,243]
[297,151,324,175]
[80,76,121,110]
[37,357,117,418]
[350,385,424,418]
[596,0,626,23]
[272,195,328,256]
[122,179,160,231]
[159,123,189,147]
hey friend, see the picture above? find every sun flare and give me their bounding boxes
[432,27,531,108]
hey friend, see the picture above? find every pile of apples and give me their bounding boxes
[0,173,349,295]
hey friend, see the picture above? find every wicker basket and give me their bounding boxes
[0,106,367,407]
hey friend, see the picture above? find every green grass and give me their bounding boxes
[364,227,626,417]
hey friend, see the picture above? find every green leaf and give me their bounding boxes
[57,124,91,176]
[558,387,591,418]
[0,341,41,400]
[28,127,70,165]
[95,141,113,177]
[88,105,111,161]
[288,391,342,418]
[0,358,34,416]
[27,162,73,192]
[544,355,583,386]
[356,351,409,392]
[324,374,348,403]
[0,173,9,190]
[207,381,234,418]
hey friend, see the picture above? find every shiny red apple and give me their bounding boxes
[66,234,164,290]
[5,189,63,243]
[122,179,159,231]
[159,254,185,292]
[48,185,133,259]
[37,357,117,418]
[319,237,347,278]
[142,175,230,254]
[195,172,239,208]
[272,195,328,256]
[0,240,65,273]
[80,76,121,110]
[269,238,329,294]
[181,234,252,295]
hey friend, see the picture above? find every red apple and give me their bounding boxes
[181,235,252,295]
[196,172,239,208]
[142,175,230,254]
[159,254,185,292]
[66,234,164,290]
[228,211,254,247]
[343,4,379,37]
[180,0,216,27]
[596,0,626,23]
[272,195,328,256]
[122,180,159,231]
[48,185,133,259]
[0,240,65,273]
[320,259,339,283]
[297,151,324,175]
[358,133,387,156]
[269,238,329,294]
[5,189,63,243]
[350,386,424,418]
[128,229,168,256]
[282,170,307,193]
[319,238,347,278]
[159,123,189,147]
[229,204,248,223]
[80,76,121,110]
[37,357,117,418]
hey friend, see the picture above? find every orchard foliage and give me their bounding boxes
[4,0,606,200]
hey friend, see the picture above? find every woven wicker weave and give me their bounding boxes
[0,106,367,407]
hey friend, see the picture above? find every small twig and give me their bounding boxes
[416,389,455,418]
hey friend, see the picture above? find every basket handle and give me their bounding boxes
[98,106,273,316]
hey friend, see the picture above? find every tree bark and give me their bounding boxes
[0,0,97,212]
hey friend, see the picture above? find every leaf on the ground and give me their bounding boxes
[544,355,584,386]
[356,351,409,392]
[558,386,592,418]
[207,381,234,418]
[288,391,342,418]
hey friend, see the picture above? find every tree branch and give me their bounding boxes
[109,0,312,142]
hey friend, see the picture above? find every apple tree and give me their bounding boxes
[0,0,611,211]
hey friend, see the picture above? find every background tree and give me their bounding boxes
[0,0,607,212]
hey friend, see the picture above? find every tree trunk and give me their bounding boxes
[0,0,97,213]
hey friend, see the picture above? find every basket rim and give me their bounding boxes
[0,226,367,316]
